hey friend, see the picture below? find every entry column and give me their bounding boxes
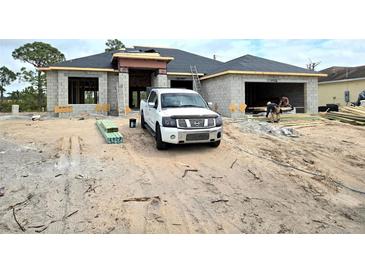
[118,68,129,116]
[152,69,169,88]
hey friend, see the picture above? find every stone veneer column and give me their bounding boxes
[118,71,129,115]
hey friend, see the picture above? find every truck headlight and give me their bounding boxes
[215,116,223,127]
[162,117,177,127]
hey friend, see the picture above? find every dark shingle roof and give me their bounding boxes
[49,47,322,77]
[50,46,222,73]
[133,46,223,74]
[207,54,319,75]
[50,50,119,69]
[319,66,365,82]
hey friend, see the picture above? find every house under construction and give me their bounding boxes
[40,46,326,117]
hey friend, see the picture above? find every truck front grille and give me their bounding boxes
[177,118,216,129]
[186,133,210,141]
[178,119,187,127]
[189,119,205,128]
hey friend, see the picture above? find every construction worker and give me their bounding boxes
[279,96,290,108]
[266,101,281,123]
[356,90,365,106]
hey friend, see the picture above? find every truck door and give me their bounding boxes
[146,91,157,129]
[149,95,160,132]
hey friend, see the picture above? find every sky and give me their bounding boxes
[1,39,365,94]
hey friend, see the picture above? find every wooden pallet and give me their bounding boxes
[320,106,365,126]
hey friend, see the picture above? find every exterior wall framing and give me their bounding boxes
[45,68,319,118]
[117,72,129,115]
[201,74,318,117]
[47,70,108,117]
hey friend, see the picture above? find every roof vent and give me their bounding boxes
[144,49,158,53]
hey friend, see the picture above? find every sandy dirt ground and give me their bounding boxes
[0,115,364,233]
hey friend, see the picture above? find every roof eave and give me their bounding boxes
[112,53,174,63]
[200,70,327,80]
[38,67,118,72]
[167,72,204,76]
[319,77,365,84]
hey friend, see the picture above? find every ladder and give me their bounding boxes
[190,65,202,93]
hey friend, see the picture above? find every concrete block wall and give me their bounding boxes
[98,72,108,104]
[117,72,129,115]
[70,104,101,115]
[201,74,244,117]
[46,71,58,112]
[229,75,246,118]
[201,74,319,117]
[152,74,169,88]
[48,70,108,117]
[107,73,119,114]
[304,77,318,114]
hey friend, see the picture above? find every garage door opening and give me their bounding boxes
[170,79,193,90]
[245,82,305,113]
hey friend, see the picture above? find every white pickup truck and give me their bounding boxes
[140,88,223,150]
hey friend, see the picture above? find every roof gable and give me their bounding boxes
[208,54,317,75]
[50,50,121,69]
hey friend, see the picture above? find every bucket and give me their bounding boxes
[129,118,137,128]
[12,105,19,115]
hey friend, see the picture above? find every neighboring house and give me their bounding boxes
[40,46,326,117]
[318,66,365,106]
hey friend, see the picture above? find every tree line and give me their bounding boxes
[0,39,125,112]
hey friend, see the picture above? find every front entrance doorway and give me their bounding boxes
[129,89,149,109]
[129,69,153,109]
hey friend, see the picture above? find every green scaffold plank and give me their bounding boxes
[96,120,123,144]
[98,119,119,133]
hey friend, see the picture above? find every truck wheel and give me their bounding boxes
[141,112,146,129]
[209,140,221,148]
[156,124,168,150]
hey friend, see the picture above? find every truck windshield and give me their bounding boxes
[161,93,208,109]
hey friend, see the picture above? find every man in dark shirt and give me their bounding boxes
[266,101,280,122]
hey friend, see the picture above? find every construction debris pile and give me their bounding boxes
[236,119,299,137]
[96,120,123,144]
[320,106,365,126]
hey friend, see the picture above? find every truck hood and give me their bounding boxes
[160,107,219,118]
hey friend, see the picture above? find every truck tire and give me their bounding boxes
[209,140,221,148]
[141,112,146,129]
[156,124,168,150]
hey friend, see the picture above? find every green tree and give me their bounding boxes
[105,39,125,52]
[19,67,46,90]
[12,42,65,110]
[0,66,17,102]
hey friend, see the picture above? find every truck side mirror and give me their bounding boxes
[148,102,155,108]
[208,102,213,109]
